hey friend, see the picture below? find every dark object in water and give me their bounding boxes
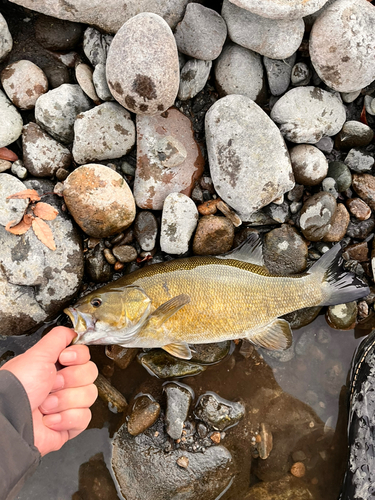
[340,329,375,499]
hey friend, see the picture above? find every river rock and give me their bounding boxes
[291,62,311,87]
[194,392,245,431]
[346,216,375,240]
[72,102,135,164]
[85,240,113,283]
[299,192,337,241]
[164,383,193,440]
[245,475,314,500]
[22,122,72,177]
[352,174,375,211]
[178,59,212,101]
[214,43,264,101]
[263,54,296,97]
[271,87,346,144]
[263,225,308,275]
[0,173,29,226]
[327,161,352,192]
[34,14,83,50]
[205,94,294,221]
[289,144,328,186]
[192,215,234,255]
[228,0,328,19]
[0,90,23,148]
[35,84,93,144]
[134,108,204,209]
[0,13,12,62]
[112,245,138,263]
[83,27,113,67]
[344,149,374,174]
[335,121,374,151]
[322,203,350,242]
[127,395,161,436]
[63,164,136,238]
[93,63,113,102]
[310,0,375,92]
[190,341,231,364]
[222,0,303,60]
[75,63,100,105]
[160,193,198,255]
[346,198,371,221]
[326,301,358,330]
[174,3,227,61]
[138,351,206,378]
[134,211,158,251]
[106,13,179,115]
[11,160,27,180]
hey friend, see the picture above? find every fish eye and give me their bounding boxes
[90,298,102,308]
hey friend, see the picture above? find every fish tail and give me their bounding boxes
[309,243,370,306]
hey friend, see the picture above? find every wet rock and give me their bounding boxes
[160,193,198,255]
[299,192,337,241]
[344,149,374,174]
[63,164,136,238]
[343,241,369,262]
[352,174,375,211]
[34,14,83,50]
[194,392,245,431]
[214,43,264,102]
[178,59,212,101]
[134,211,158,251]
[106,13,179,115]
[92,64,113,102]
[291,62,311,87]
[346,216,375,240]
[310,0,375,92]
[174,4,227,61]
[282,306,322,330]
[164,382,193,440]
[83,27,112,67]
[326,301,358,330]
[192,215,234,256]
[138,351,206,379]
[22,122,72,177]
[289,144,328,186]
[0,13,12,62]
[0,173,29,226]
[322,203,350,242]
[0,90,23,148]
[244,475,313,500]
[75,63,100,105]
[74,452,118,500]
[221,0,303,60]
[263,225,308,275]
[134,108,204,209]
[205,94,294,221]
[262,344,295,363]
[35,84,93,144]
[228,0,329,19]
[190,341,231,365]
[95,373,128,413]
[85,240,113,283]
[271,87,346,144]
[128,395,161,436]
[72,102,135,164]
[327,161,352,192]
[346,198,371,221]
[112,245,137,263]
[105,345,138,370]
[335,121,374,150]
[263,54,296,97]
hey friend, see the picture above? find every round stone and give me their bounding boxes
[106,13,179,115]
[63,164,136,238]
[0,13,12,62]
[112,245,137,263]
[263,225,308,275]
[289,144,328,186]
[34,14,83,51]
[352,174,375,211]
[0,90,23,148]
[335,121,374,150]
[322,203,350,242]
[227,0,328,19]
[326,301,358,330]
[134,211,158,251]
[127,396,161,437]
[344,149,374,174]
[346,198,371,221]
[192,215,234,255]
[299,192,337,241]
[327,161,352,192]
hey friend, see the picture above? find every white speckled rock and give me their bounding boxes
[178,59,212,101]
[205,94,295,221]
[83,27,113,66]
[72,102,135,164]
[1,60,48,110]
[299,191,337,241]
[160,193,199,255]
[0,90,23,148]
[215,43,264,102]
[310,0,375,92]
[263,54,296,97]
[227,0,329,19]
[93,63,113,102]
[289,144,328,186]
[271,87,346,144]
[0,173,29,226]
[106,13,179,115]
[35,84,93,144]
[0,13,12,62]
[221,0,304,59]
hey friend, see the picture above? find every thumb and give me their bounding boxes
[29,326,76,364]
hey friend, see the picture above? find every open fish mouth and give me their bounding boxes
[64,307,96,343]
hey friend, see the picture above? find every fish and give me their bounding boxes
[64,234,369,360]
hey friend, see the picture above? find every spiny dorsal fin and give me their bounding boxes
[216,233,264,267]
[248,318,293,351]
[150,294,191,329]
[163,342,192,359]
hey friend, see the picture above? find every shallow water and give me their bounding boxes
[0,313,368,500]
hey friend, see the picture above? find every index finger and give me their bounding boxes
[29,326,76,364]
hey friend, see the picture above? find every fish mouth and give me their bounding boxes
[64,307,96,344]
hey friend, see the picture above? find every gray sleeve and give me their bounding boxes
[0,370,41,500]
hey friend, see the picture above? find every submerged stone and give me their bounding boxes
[194,392,245,431]
[138,351,206,379]
[127,395,161,436]
[190,341,231,364]
[164,382,193,440]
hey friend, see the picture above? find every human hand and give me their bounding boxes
[0,326,98,456]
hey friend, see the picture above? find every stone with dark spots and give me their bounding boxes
[34,14,83,51]
[178,59,212,101]
[164,383,193,440]
[346,216,375,241]
[326,301,358,330]
[299,192,337,241]
[0,173,29,226]
[190,341,231,364]
[127,395,161,436]
[289,144,328,186]
[0,89,23,148]
[138,350,206,378]
[192,215,234,256]
[344,149,374,174]
[322,203,350,243]
[134,211,158,252]
[352,174,375,211]
[263,225,308,275]
[335,121,374,151]
[194,392,245,431]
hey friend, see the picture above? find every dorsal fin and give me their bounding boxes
[216,233,264,267]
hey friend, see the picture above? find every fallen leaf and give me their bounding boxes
[33,202,58,220]
[7,189,41,201]
[32,217,56,250]
[23,213,34,225]
[5,218,32,235]
[0,147,18,162]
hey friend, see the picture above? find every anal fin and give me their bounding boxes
[163,342,192,360]
[247,318,293,351]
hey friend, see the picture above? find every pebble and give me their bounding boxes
[34,14,83,51]
[194,392,245,431]
[105,345,138,370]
[271,87,346,144]
[134,108,204,209]
[174,4,227,61]
[22,122,72,177]
[291,62,311,87]
[93,63,113,102]
[0,160,11,173]
[342,90,361,104]
[138,351,206,379]
[282,306,322,330]
[43,63,71,89]
[263,225,308,275]
[365,95,375,116]
[228,0,328,19]
[127,395,161,437]
[190,341,231,365]
[164,382,193,440]
[352,174,375,210]
[0,89,23,148]
[289,144,328,186]
[112,245,137,263]
[214,43,264,102]
[176,456,189,468]
[35,84,92,144]
[85,240,113,283]
[299,192,337,241]
[346,198,371,221]
[343,241,369,262]
[310,0,375,92]
[0,173,29,226]
[346,216,375,240]
[263,54,296,97]
[327,161,352,192]
[290,462,306,478]
[103,248,116,265]
[63,164,136,238]
[83,27,112,67]
[11,160,27,180]
[178,59,212,101]
[205,94,294,221]
[0,13,12,62]
[72,102,135,164]
[221,0,303,60]
[160,193,198,255]
[75,63,100,105]
[335,121,374,150]
[326,301,358,330]
[192,216,234,256]
[263,201,289,224]
[1,60,48,110]
[344,149,374,174]
[134,211,158,252]
[315,136,334,154]
[106,13,179,115]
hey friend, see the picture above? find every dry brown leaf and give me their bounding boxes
[7,189,41,201]
[32,217,56,251]
[5,218,32,235]
[0,147,18,162]
[33,202,58,221]
[23,213,34,225]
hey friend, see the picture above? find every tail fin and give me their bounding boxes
[309,243,370,306]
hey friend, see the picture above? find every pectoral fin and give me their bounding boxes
[150,294,191,328]
[247,318,293,351]
[163,342,192,360]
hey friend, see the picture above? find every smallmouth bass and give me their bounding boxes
[64,235,369,359]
